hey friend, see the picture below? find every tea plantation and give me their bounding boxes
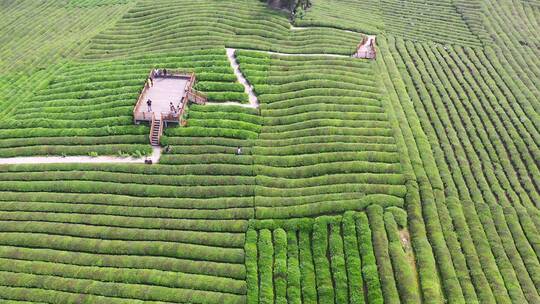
[0,0,538,303]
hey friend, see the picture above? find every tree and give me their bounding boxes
[265,0,312,21]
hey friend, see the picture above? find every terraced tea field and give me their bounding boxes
[0,0,538,303]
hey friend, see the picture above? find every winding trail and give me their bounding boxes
[226,48,259,109]
[0,41,362,165]
[0,146,162,165]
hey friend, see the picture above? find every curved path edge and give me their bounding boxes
[0,146,162,165]
[226,48,260,109]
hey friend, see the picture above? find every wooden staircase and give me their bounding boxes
[150,114,163,146]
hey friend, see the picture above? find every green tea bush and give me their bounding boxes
[298,230,318,302]
[329,224,349,303]
[342,212,364,304]
[245,229,259,303]
[367,205,400,304]
[312,220,334,303]
[286,232,302,304]
[384,212,421,303]
[258,229,274,304]
[273,228,288,304]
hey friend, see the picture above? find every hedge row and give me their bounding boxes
[254,161,402,179]
[0,271,244,304]
[0,144,152,158]
[0,171,255,187]
[329,224,348,303]
[0,135,148,149]
[0,162,253,177]
[367,205,400,304]
[253,135,395,148]
[258,229,274,304]
[298,230,318,302]
[0,257,245,295]
[390,34,530,301]
[342,212,364,304]
[252,151,399,167]
[253,142,398,156]
[378,36,452,303]
[384,212,421,303]
[273,228,288,304]
[0,245,246,280]
[0,232,244,263]
[0,126,148,139]
[245,210,401,303]
[0,220,244,248]
[0,191,253,210]
[245,229,258,303]
[0,209,248,233]
[286,232,301,304]
[0,180,255,199]
[255,193,404,219]
[83,0,358,58]
[356,212,384,304]
[312,220,334,303]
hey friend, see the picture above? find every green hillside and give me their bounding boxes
[0,0,538,303]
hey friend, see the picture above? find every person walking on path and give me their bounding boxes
[169,102,176,113]
[147,99,152,112]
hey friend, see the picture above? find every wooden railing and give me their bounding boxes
[134,69,203,125]
[134,111,153,121]
[133,69,155,123]
[148,112,165,145]
[149,112,157,143]
[187,90,207,105]
[158,115,164,143]
[160,111,180,122]
[150,69,194,79]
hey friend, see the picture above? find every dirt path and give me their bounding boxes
[226,48,259,109]
[0,146,162,165]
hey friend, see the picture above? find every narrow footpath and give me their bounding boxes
[0,146,162,165]
[226,48,259,109]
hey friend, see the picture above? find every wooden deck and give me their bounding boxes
[133,70,207,146]
[135,77,187,120]
[134,71,193,123]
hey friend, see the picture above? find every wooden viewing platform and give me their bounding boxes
[353,35,376,59]
[133,69,207,145]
